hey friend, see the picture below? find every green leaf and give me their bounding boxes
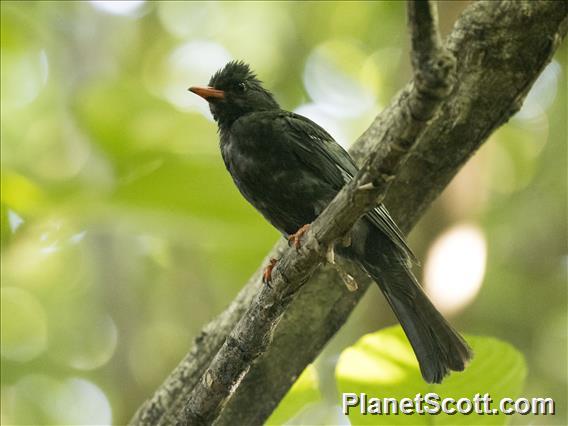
[336,325,527,425]
[266,364,321,425]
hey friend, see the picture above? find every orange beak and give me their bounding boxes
[189,86,225,100]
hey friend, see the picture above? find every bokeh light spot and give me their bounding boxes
[90,1,145,17]
[293,103,348,148]
[7,209,24,233]
[49,311,118,371]
[2,375,111,424]
[162,40,231,116]
[68,315,118,371]
[1,375,61,424]
[158,2,222,39]
[54,378,112,425]
[1,287,48,362]
[2,218,89,292]
[214,3,293,73]
[0,48,49,109]
[515,60,561,121]
[1,171,46,214]
[424,224,487,314]
[303,39,376,118]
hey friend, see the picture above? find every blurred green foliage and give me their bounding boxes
[267,364,321,425]
[336,326,526,425]
[269,327,527,425]
[1,1,566,425]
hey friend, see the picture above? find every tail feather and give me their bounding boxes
[363,258,472,383]
[338,218,472,383]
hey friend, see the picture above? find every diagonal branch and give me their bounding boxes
[178,1,452,424]
[130,1,567,425]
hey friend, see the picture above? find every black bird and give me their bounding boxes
[189,60,472,383]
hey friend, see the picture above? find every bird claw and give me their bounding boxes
[287,224,310,250]
[262,258,278,287]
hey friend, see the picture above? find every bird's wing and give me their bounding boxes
[280,112,417,263]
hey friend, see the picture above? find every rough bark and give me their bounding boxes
[175,2,454,424]
[130,1,567,425]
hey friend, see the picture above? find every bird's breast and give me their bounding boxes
[220,136,332,235]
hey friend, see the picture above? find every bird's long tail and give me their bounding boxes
[363,256,472,383]
[343,220,472,383]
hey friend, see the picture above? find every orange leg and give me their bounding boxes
[287,224,311,250]
[262,258,278,287]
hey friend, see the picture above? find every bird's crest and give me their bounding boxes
[209,60,261,88]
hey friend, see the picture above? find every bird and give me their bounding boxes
[189,60,472,384]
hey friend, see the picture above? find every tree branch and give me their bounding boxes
[130,1,567,425]
[409,1,443,81]
[177,2,452,424]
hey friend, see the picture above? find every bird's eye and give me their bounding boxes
[236,82,247,92]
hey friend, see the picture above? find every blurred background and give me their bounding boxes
[1,1,565,425]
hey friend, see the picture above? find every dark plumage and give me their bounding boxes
[189,60,472,383]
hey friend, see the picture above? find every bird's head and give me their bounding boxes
[189,61,279,129]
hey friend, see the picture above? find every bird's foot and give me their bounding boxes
[287,224,310,250]
[262,258,278,287]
